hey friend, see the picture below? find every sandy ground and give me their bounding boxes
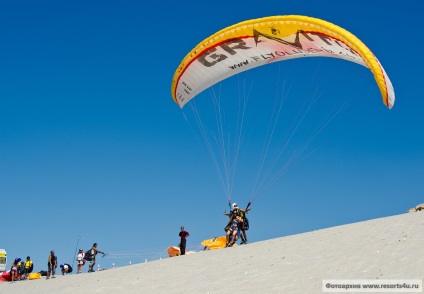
[1,211,423,294]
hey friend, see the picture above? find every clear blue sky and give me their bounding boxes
[1,0,423,271]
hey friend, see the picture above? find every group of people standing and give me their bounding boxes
[8,242,105,282]
[9,206,250,282]
[45,243,105,279]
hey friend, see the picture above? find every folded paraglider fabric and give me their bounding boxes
[167,246,195,257]
[29,272,41,280]
[201,236,237,250]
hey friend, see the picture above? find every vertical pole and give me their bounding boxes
[71,234,81,273]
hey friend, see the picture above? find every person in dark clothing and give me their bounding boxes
[47,250,57,279]
[178,226,190,255]
[86,243,104,272]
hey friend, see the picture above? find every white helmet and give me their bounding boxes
[232,203,238,210]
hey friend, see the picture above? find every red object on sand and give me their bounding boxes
[1,270,21,281]
[1,271,11,281]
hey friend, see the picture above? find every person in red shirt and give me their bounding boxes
[178,226,190,255]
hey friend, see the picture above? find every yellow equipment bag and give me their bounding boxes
[29,273,41,280]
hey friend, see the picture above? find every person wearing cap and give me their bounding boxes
[60,263,73,275]
[87,243,104,272]
[10,259,20,282]
[23,256,33,279]
[76,249,85,273]
[15,258,24,278]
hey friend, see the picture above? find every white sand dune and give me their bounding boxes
[1,211,423,294]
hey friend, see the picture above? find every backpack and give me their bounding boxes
[84,249,94,261]
[65,264,73,273]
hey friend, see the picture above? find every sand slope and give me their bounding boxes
[1,212,423,294]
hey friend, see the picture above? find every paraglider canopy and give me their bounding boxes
[171,15,394,109]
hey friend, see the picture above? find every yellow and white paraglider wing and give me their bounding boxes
[171,15,394,109]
